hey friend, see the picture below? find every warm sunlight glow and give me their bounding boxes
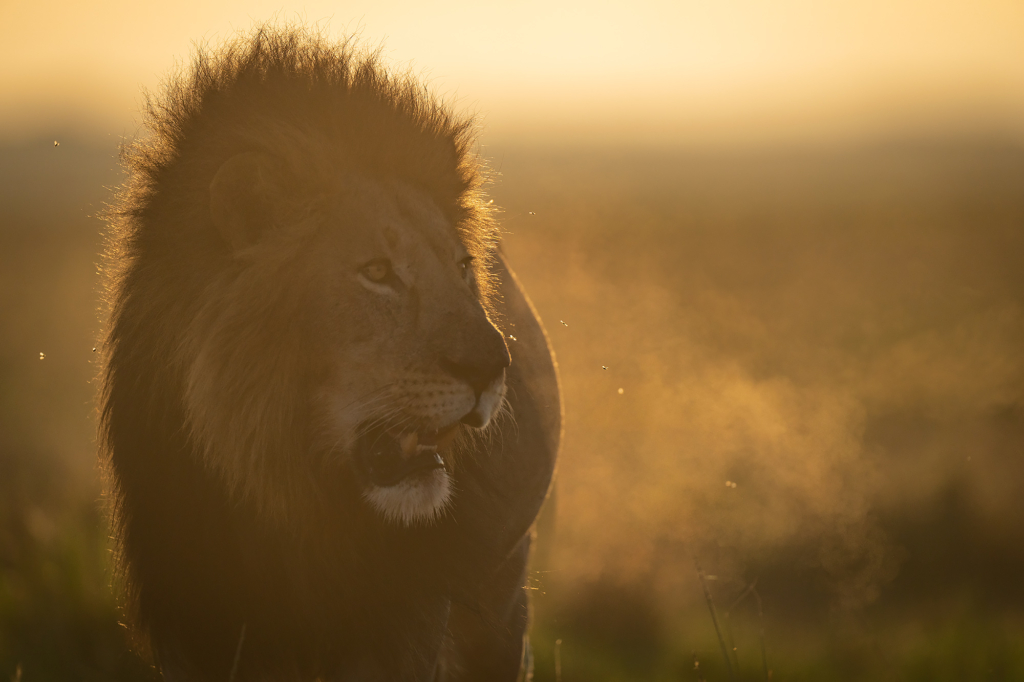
[3,0,1023,145]
[5,6,1024,678]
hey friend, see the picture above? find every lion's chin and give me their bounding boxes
[362,469,452,526]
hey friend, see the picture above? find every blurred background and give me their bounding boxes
[2,2,1024,680]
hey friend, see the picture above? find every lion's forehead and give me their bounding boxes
[375,180,463,258]
[326,178,465,282]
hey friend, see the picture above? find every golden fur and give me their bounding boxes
[105,27,502,526]
[99,25,560,680]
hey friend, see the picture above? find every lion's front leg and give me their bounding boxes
[438,536,532,682]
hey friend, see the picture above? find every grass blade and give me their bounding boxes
[695,558,736,682]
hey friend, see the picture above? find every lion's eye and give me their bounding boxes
[361,259,392,283]
[458,256,474,280]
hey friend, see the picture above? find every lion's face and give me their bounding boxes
[185,152,508,527]
[314,175,509,524]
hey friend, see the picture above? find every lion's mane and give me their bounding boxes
[100,26,559,681]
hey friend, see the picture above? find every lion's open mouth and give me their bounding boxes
[355,422,461,488]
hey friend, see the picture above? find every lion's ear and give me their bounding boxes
[209,152,281,252]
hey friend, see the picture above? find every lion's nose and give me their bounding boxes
[439,327,511,397]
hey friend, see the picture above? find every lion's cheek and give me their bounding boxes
[316,360,393,441]
[319,388,383,449]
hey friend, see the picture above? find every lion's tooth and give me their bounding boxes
[399,431,419,457]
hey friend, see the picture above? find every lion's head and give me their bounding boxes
[186,151,510,526]
[106,29,509,528]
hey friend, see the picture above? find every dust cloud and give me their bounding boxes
[493,143,1024,621]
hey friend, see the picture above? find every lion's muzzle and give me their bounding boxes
[356,420,462,525]
[355,423,456,488]
[438,312,511,428]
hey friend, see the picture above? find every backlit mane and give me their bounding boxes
[99,25,560,680]
[110,26,499,309]
[103,27,501,523]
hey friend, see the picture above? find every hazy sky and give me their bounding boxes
[3,0,1023,147]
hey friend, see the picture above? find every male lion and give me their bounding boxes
[100,27,560,681]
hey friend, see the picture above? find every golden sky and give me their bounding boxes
[3,0,1023,147]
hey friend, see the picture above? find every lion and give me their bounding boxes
[100,27,561,681]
